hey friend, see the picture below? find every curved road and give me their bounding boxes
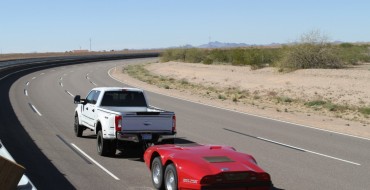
[2,58,370,189]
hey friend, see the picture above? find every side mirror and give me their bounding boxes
[74,95,81,104]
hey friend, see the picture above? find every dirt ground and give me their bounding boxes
[110,60,370,139]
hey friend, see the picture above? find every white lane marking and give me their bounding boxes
[86,76,90,79]
[71,144,120,180]
[90,81,97,86]
[257,136,361,166]
[66,90,74,97]
[30,104,42,116]
[51,69,56,72]
[59,82,63,87]
[108,68,370,142]
[32,77,36,80]
[26,81,30,86]
[40,73,45,75]
[60,77,63,80]
[24,89,28,96]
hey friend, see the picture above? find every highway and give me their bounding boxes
[1,57,370,190]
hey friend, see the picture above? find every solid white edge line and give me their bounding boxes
[30,104,42,116]
[66,91,74,97]
[257,136,360,166]
[70,143,120,180]
[108,67,370,142]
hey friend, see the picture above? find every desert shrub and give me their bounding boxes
[209,49,229,63]
[278,30,343,71]
[359,107,370,115]
[278,96,293,103]
[203,57,213,64]
[161,48,187,62]
[184,48,204,63]
[225,49,242,65]
[338,44,370,64]
[305,100,326,107]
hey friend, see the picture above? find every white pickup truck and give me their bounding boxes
[73,87,176,157]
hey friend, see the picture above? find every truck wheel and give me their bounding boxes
[151,157,164,189]
[164,164,178,190]
[74,115,83,137]
[97,130,116,157]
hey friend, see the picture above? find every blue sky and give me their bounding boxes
[0,0,369,53]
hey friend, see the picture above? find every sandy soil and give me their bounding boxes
[110,60,370,139]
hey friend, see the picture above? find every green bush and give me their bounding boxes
[338,44,370,64]
[305,100,326,107]
[184,48,204,63]
[203,57,213,64]
[160,31,370,71]
[278,31,343,71]
[161,47,281,68]
[359,107,370,115]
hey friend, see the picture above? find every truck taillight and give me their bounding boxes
[115,115,122,131]
[172,115,176,133]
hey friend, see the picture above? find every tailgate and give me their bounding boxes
[121,112,174,133]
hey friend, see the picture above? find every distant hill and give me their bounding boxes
[168,40,359,50]
[198,41,251,48]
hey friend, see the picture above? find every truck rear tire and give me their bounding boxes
[74,115,83,137]
[97,130,116,157]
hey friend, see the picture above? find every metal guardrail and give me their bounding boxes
[0,53,160,69]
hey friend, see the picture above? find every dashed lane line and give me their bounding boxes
[71,143,120,180]
[28,103,42,116]
[224,128,361,166]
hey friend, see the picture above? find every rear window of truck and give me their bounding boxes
[100,91,147,107]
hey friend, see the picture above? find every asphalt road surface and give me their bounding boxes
[1,58,370,190]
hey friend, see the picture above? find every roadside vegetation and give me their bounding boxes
[161,31,370,71]
[124,64,370,122]
[123,30,370,123]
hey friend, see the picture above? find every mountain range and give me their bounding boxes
[176,41,283,49]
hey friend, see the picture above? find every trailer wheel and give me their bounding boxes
[151,157,164,189]
[164,163,178,190]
